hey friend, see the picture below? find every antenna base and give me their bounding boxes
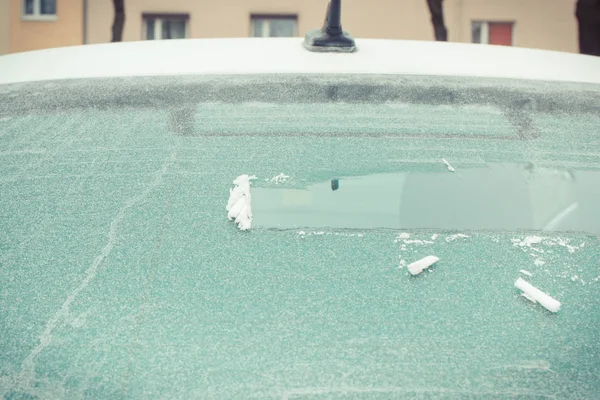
[303,28,356,53]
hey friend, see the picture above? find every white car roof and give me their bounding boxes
[1,38,600,85]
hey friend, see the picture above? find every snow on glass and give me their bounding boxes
[226,174,256,231]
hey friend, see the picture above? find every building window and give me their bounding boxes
[22,0,56,20]
[472,21,514,46]
[251,15,297,37]
[143,14,189,40]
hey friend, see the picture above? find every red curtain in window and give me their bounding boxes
[489,23,513,46]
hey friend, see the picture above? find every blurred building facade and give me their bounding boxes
[0,0,580,55]
[1,0,83,54]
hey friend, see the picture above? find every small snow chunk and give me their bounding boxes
[521,293,538,304]
[446,233,470,242]
[235,205,252,231]
[441,158,455,172]
[520,269,533,277]
[431,234,439,240]
[399,260,407,268]
[397,232,411,240]
[521,236,543,246]
[227,197,245,221]
[297,231,306,236]
[408,255,440,276]
[534,259,546,267]
[226,174,256,231]
[270,173,290,184]
[514,278,561,313]
[403,239,434,245]
[540,238,583,254]
[571,275,579,282]
[226,188,244,214]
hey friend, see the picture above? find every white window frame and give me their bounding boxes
[480,21,490,44]
[22,0,57,21]
[143,15,189,40]
[250,15,298,38]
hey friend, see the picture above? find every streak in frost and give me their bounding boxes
[7,150,176,396]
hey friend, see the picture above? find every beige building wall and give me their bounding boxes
[9,0,83,53]
[0,0,10,54]
[445,0,578,52]
[87,0,580,53]
[1,0,577,54]
[87,0,439,44]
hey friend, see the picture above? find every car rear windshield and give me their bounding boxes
[1,74,599,235]
[2,74,600,399]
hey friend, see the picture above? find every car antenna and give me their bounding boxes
[304,0,356,53]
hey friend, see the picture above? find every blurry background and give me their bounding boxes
[0,0,596,55]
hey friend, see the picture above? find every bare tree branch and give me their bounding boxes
[426,0,448,41]
[111,0,125,42]
[576,0,600,56]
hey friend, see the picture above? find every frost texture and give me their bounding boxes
[297,230,364,238]
[226,174,256,231]
[511,236,586,261]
